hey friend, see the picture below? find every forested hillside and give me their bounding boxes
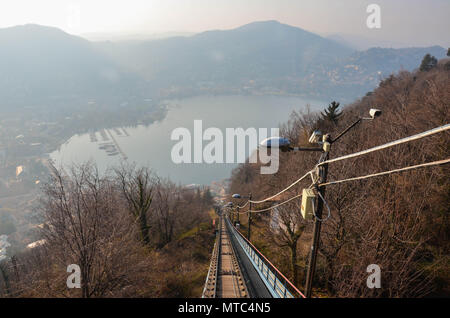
[229,59,450,297]
[0,165,216,297]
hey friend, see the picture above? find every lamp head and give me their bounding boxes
[259,137,291,152]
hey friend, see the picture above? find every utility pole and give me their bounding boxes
[304,137,330,298]
[247,193,252,240]
[256,109,380,298]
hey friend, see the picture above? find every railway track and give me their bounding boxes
[202,217,248,298]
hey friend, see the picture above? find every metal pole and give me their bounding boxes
[247,193,252,240]
[304,145,330,298]
[331,118,361,144]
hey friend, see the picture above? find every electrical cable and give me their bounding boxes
[318,123,450,166]
[240,193,303,214]
[319,158,450,187]
[237,200,249,209]
[229,124,449,220]
[311,191,331,222]
[248,170,313,204]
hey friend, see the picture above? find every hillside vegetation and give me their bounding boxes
[229,59,449,297]
[0,164,216,297]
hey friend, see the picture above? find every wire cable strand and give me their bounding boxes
[319,158,450,187]
[312,191,331,222]
[319,123,450,166]
[248,170,313,204]
[239,193,303,213]
[237,200,249,209]
[233,124,449,210]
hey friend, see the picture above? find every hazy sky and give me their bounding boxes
[0,0,448,47]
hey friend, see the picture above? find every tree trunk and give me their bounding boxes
[290,243,299,286]
[325,257,334,294]
[139,210,150,245]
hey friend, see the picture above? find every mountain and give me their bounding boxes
[0,22,447,111]
[343,46,446,73]
[99,20,354,94]
[98,21,446,101]
[81,31,196,42]
[326,33,413,50]
[320,45,447,99]
[0,24,144,112]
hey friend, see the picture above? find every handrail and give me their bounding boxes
[201,239,217,297]
[202,218,221,298]
[226,217,305,298]
[215,219,222,298]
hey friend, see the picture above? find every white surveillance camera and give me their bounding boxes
[309,130,322,144]
[369,108,382,119]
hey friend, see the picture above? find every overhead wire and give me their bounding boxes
[237,200,249,209]
[318,123,450,166]
[248,170,314,204]
[237,193,303,214]
[229,123,449,218]
[319,158,450,187]
[311,191,331,222]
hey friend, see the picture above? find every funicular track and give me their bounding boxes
[202,217,248,298]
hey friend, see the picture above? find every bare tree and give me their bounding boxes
[115,165,155,245]
[266,200,306,286]
[0,261,11,297]
[41,163,139,297]
[153,178,179,246]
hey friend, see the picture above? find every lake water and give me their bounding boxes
[50,95,326,185]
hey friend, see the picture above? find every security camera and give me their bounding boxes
[369,108,382,119]
[309,130,322,144]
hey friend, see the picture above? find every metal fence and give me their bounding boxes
[226,217,305,298]
[201,219,221,298]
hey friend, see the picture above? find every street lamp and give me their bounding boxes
[260,108,382,298]
[259,137,323,152]
[232,193,253,240]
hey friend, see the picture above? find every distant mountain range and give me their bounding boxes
[0,21,446,112]
[0,24,143,112]
[325,33,415,51]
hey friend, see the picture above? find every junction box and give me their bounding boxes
[301,189,316,220]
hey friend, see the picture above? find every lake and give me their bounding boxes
[50,95,326,185]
